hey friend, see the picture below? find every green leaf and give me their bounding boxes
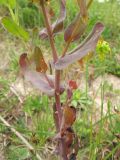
[2,17,29,41]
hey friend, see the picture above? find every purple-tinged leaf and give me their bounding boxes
[19,53,65,96]
[23,69,65,96]
[24,70,55,96]
[52,0,66,34]
[55,22,104,70]
[19,53,54,96]
[64,0,88,42]
[64,13,87,42]
[39,0,66,39]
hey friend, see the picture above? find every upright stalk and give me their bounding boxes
[40,1,68,159]
[40,1,62,127]
[55,69,62,126]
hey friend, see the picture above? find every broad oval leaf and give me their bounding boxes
[39,0,66,39]
[2,17,29,41]
[55,22,104,70]
[64,13,87,42]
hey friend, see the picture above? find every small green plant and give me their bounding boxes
[91,39,120,77]
[1,0,105,159]
[96,39,111,60]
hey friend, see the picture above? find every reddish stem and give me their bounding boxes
[53,103,59,132]
[40,2,58,63]
[40,2,68,160]
[55,70,62,127]
[41,2,62,126]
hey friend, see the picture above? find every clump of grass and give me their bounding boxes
[23,95,54,146]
